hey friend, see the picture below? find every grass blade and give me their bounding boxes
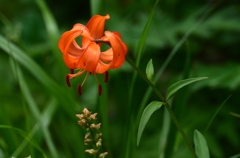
[0,125,48,158]
[229,112,240,118]
[137,101,163,146]
[229,153,240,158]
[194,130,210,158]
[0,35,79,114]
[90,0,102,16]
[138,1,224,118]
[205,95,231,132]
[129,0,159,99]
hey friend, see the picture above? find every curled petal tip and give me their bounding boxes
[66,75,71,87]
[105,14,110,19]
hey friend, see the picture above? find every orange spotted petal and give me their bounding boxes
[95,60,111,74]
[104,31,128,69]
[63,50,80,69]
[76,42,101,73]
[82,14,110,45]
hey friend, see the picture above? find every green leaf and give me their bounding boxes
[137,101,163,146]
[146,59,154,82]
[194,130,210,158]
[166,77,208,100]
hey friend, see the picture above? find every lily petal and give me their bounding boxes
[104,31,128,69]
[95,60,111,74]
[100,48,113,63]
[82,14,110,42]
[77,42,101,73]
[58,24,93,54]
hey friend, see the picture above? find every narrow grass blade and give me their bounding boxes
[90,0,101,16]
[15,64,58,157]
[194,130,210,158]
[129,0,159,100]
[229,112,240,118]
[146,59,154,82]
[11,124,40,157]
[137,101,163,146]
[229,153,240,158]
[166,77,208,100]
[0,35,79,114]
[138,1,224,118]
[0,125,48,158]
[205,95,231,132]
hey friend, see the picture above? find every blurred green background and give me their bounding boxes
[0,0,240,158]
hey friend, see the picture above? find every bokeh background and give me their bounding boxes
[0,0,240,158]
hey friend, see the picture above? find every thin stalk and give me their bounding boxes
[126,56,197,158]
[164,103,197,158]
[126,56,165,102]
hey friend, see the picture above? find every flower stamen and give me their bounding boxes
[70,69,74,74]
[78,84,82,95]
[81,72,90,87]
[66,75,71,87]
[98,84,102,95]
[104,71,108,83]
[94,74,102,95]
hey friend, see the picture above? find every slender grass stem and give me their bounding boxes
[126,56,197,158]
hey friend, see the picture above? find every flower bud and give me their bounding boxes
[78,119,87,128]
[89,113,97,120]
[95,133,102,140]
[85,132,91,139]
[76,114,85,119]
[84,139,93,144]
[99,152,108,158]
[83,108,91,117]
[85,149,98,155]
[96,138,102,148]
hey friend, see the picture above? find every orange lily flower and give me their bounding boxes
[58,14,128,95]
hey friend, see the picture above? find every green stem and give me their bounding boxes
[126,56,165,102]
[126,56,197,158]
[164,103,197,158]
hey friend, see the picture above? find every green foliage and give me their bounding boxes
[146,59,154,82]
[166,77,208,100]
[137,101,163,146]
[194,130,210,158]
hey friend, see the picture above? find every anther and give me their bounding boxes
[70,69,74,74]
[104,71,108,82]
[98,84,102,96]
[78,84,82,96]
[66,75,71,87]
